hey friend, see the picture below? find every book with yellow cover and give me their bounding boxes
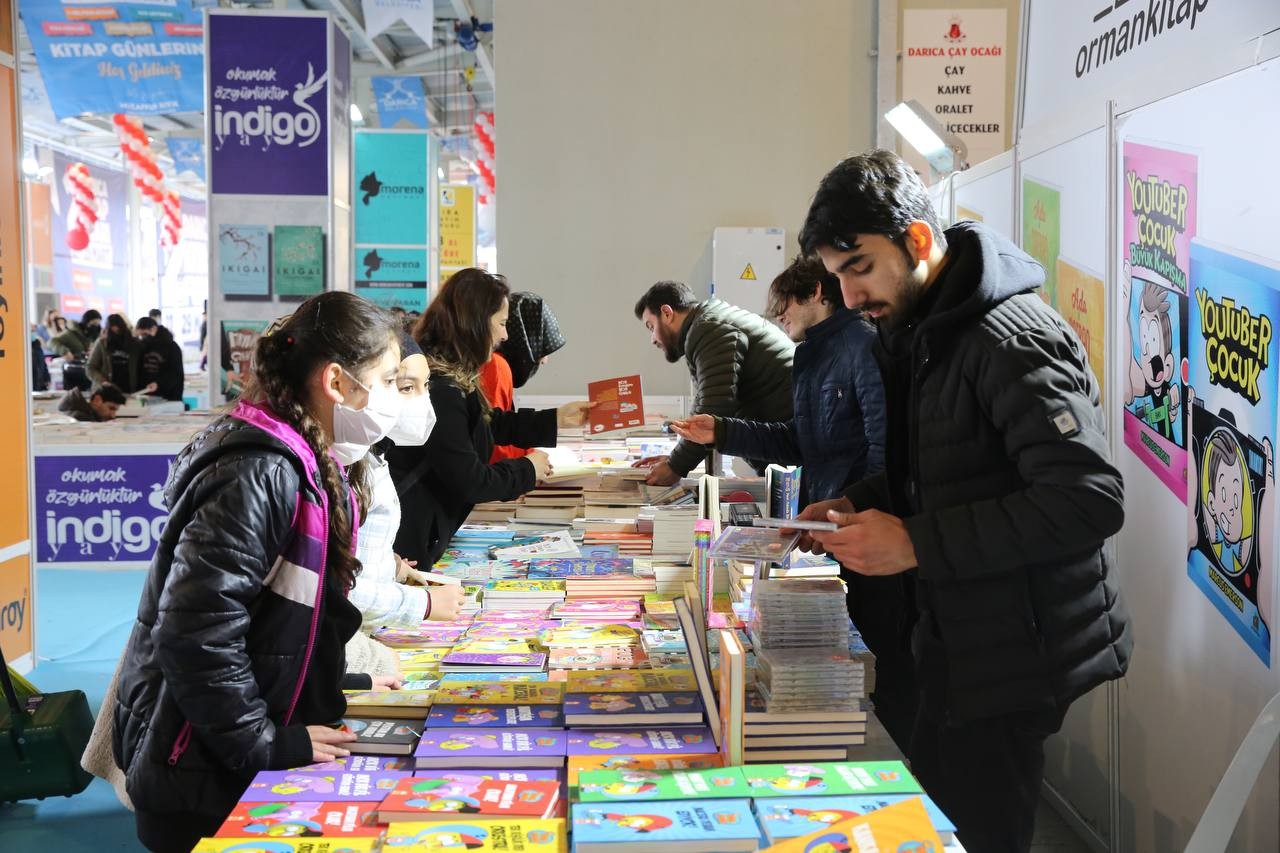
[759,797,944,852]
[383,818,568,851]
[432,682,565,705]
[193,839,380,853]
[343,690,435,720]
[539,624,639,648]
[565,669,696,694]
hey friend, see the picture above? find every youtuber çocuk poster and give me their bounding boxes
[1122,141,1198,501]
[1186,240,1279,667]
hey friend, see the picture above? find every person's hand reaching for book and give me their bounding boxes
[789,496,855,553]
[527,450,553,481]
[306,725,356,762]
[668,414,716,445]
[645,460,681,487]
[427,582,467,622]
[370,674,403,691]
[556,400,595,427]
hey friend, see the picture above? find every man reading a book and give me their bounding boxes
[792,150,1132,853]
[632,280,795,485]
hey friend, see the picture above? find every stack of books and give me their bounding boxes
[482,579,567,611]
[638,504,700,559]
[467,498,523,522]
[515,485,586,524]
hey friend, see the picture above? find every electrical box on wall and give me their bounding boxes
[710,227,785,317]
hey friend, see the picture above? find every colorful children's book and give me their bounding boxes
[571,799,759,852]
[492,531,580,560]
[432,682,565,705]
[640,629,686,653]
[565,669,696,694]
[755,794,956,845]
[448,636,538,655]
[484,579,567,594]
[757,797,944,852]
[563,692,703,727]
[587,374,646,434]
[341,717,424,755]
[414,728,569,769]
[376,776,562,822]
[292,755,412,773]
[343,690,435,720]
[216,801,383,837]
[441,650,549,671]
[473,608,554,622]
[565,727,719,757]
[566,754,725,789]
[717,628,745,766]
[382,818,568,851]
[439,672,550,684]
[527,559,636,579]
[743,761,923,798]
[426,703,565,729]
[540,624,639,647]
[398,648,451,667]
[547,646,649,670]
[464,621,558,640]
[193,839,380,853]
[376,628,464,649]
[242,770,409,802]
[577,766,750,802]
[551,599,641,620]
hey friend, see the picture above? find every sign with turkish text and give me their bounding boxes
[439,183,475,272]
[355,247,429,312]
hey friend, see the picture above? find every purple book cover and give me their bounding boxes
[464,622,558,640]
[292,755,412,772]
[564,692,703,719]
[565,727,719,756]
[442,651,548,668]
[427,704,566,729]
[243,770,408,802]
[414,728,568,760]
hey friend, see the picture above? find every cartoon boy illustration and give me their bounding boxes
[266,774,335,796]
[577,809,674,833]
[1125,277,1181,440]
[384,825,489,849]
[440,733,500,751]
[588,694,637,713]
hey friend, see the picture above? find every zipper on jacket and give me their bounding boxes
[284,490,329,726]
[907,338,931,513]
[167,721,193,766]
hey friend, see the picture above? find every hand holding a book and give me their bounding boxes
[370,674,403,691]
[528,449,554,480]
[305,725,357,762]
[810,508,918,576]
[788,497,854,552]
[644,459,681,487]
[427,582,467,621]
[668,414,715,444]
[557,400,596,427]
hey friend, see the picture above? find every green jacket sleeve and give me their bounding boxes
[668,321,747,475]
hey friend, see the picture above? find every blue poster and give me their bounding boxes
[20,0,205,120]
[1186,239,1280,667]
[217,224,270,298]
[372,75,428,129]
[354,131,429,246]
[51,151,129,308]
[166,137,205,180]
[355,247,429,312]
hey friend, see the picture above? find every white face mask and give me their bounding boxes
[331,368,403,466]
[386,392,437,446]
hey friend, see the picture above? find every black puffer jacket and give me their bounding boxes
[668,299,795,475]
[845,222,1131,721]
[113,408,366,847]
[139,326,186,402]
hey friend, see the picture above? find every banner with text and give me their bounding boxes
[372,75,428,129]
[355,247,428,311]
[51,150,129,310]
[439,183,475,278]
[355,131,429,245]
[901,8,1007,168]
[207,13,329,196]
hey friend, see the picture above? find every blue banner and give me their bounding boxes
[166,136,205,180]
[21,0,206,120]
[52,151,130,311]
[354,131,429,246]
[372,75,428,129]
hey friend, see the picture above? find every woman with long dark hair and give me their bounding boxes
[388,268,590,566]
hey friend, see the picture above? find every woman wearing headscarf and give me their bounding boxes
[478,291,567,462]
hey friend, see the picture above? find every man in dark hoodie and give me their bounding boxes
[135,317,186,402]
[793,150,1131,853]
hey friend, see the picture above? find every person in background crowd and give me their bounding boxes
[148,308,162,324]
[59,383,127,422]
[87,313,141,392]
[389,305,408,330]
[31,338,51,392]
[481,291,567,462]
[113,291,404,853]
[793,150,1131,853]
[667,255,913,750]
[136,317,186,402]
[388,269,593,567]
[632,280,795,485]
[34,308,57,347]
[49,309,98,358]
[348,332,467,652]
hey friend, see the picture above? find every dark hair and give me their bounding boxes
[136,317,158,332]
[106,313,130,335]
[414,267,510,381]
[148,309,162,320]
[766,255,842,318]
[91,383,127,405]
[1141,281,1173,353]
[244,291,399,591]
[799,149,946,256]
[633,281,699,320]
[81,309,102,326]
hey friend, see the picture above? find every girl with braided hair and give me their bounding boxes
[113,291,405,852]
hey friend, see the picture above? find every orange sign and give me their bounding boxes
[24,181,51,266]
[0,0,12,56]
[0,555,30,662]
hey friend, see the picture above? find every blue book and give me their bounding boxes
[526,559,635,578]
[439,672,550,684]
[571,798,760,851]
[755,794,956,845]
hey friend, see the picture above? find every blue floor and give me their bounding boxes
[0,568,147,851]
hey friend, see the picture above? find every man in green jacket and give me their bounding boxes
[633,281,794,485]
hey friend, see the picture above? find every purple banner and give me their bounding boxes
[36,454,175,565]
[207,13,329,196]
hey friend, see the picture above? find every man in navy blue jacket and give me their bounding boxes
[670,256,916,748]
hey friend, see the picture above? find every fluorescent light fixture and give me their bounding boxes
[437,166,445,181]
[885,100,968,174]
[350,103,364,123]
[21,156,38,177]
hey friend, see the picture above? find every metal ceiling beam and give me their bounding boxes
[321,0,400,70]
[447,0,494,89]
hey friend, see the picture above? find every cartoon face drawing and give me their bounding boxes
[268,774,335,796]
[588,695,636,712]
[587,732,648,750]
[608,812,673,833]
[1139,282,1175,390]
[795,807,859,826]
[1202,428,1255,574]
[440,734,500,751]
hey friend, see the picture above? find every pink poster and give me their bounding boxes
[1121,141,1198,501]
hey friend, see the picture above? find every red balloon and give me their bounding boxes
[66,227,90,251]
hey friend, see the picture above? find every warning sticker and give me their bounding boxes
[740,263,756,281]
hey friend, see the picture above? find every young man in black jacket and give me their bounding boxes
[794,150,1132,853]
[135,317,186,402]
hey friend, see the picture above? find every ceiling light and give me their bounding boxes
[350,103,364,123]
[437,166,445,181]
[21,156,38,176]
[884,100,968,175]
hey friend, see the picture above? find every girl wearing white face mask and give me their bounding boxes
[347,334,466,664]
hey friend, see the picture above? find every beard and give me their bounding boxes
[873,274,930,333]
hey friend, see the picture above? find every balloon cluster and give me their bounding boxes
[111,113,182,247]
[63,162,98,252]
[161,190,182,247]
[472,111,495,204]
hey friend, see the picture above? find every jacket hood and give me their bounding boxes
[150,325,175,346]
[164,403,319,510]
[921,221,1045,335]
